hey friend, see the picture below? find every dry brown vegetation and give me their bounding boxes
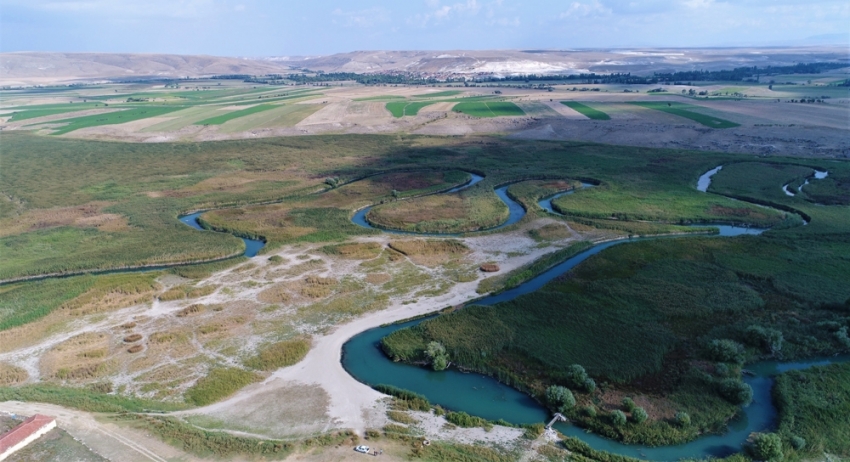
[158,284,218,301]
[479,264,500,273]
[320,242,382,260]
[127,344,144,353]
[123,334,143,343]
[0,201,129,237]
[39,332,112,381]
[529,223,573,241]
[365,273,391,285]
[388,239,471,267]
[175,304,205,318]
[257,283,292,304]
[0,363,29,385]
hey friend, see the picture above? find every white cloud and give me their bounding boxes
[332,7,391,28]
[559,0,612,18]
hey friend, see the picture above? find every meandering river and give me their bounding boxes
[342,167,837,461]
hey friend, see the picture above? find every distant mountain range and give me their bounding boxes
[2,46,848,86]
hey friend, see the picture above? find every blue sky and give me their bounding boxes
[1,0,848,55]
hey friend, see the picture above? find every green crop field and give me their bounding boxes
[561,101,611,120]
[42,106,185,134]
[195,104,279,125]
[452,101,525,118]
[6,102,103,122]
[413,90,462,98]
[631,102,739,128]
[385,101,438,117]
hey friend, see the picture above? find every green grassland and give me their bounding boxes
[366,180,509,233]
[381,158,850,446]
[194,104,279,125]
[561,101,610,120]
[774,363,850,459]
[630,102,739,128]
[452,101,525,118]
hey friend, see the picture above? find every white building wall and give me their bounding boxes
[0,419,57,461]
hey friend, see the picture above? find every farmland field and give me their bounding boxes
[195,104,279,125]
[41,106,185,134]
[561,101,610,120]
[385,101,439,118]
[631,102,740,128]
[452,101,525,118]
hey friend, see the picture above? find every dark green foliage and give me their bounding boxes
[561,437,643,462]
[706,339,745,364]
[747,432,783,461]
[584,405,597,417]
[184,368,260,406]
[523,423,546,440]
[546,385,576,412]
[373,384,431,411]
[413,441,516,462]
[426,341,450,371]
[774,363,850,456]
[718,379,753,406]
[564,364,594,392]
[631,407,648,424]
[790,435,806,450]
[446,411,492,429]
[745,325,784,356]
[675,411,691,426]
[610,410,627,426]
[622,397,635,412]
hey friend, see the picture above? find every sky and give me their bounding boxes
[1,0,848,56]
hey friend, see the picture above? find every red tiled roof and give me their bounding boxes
[0,414,55,453]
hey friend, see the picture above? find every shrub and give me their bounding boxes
[675,411,691,426]
[790,435,806,450]
[583,405,597,417]
[715,363,731,377]
[425,341,449,371]
[373,384,430,411]
[719,378,753,405]
[707,339,745,364]
[835,326,850,349]
[268,255,284,263]
[632,407,648,424]
[446,411,490,429]
[546,385,575,412]
[564,364,592,391]
[244,337,311,371]
[746,325,784,356]
[611,410,627,426]
[622,397,635,412]
[748,432,783,461]
[185,368,260,406]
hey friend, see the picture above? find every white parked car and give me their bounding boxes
[354,445,370,454]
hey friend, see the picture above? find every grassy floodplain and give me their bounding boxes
[631,102,740,128]
[381,159,850,446]
[561,101,611,120]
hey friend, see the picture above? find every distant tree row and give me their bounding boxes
[207,61,848,87]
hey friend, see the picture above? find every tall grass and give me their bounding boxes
[184,367,260,406]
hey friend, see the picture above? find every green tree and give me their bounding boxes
[622,397,635,412]
[611,410,627,426]
[545,385,575,412]
[719,379,753,405]
[632,407,648,424]
[707,339,745,364]
[675,411,691,426]
[425,341,449,371]
[748,432,783,461]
